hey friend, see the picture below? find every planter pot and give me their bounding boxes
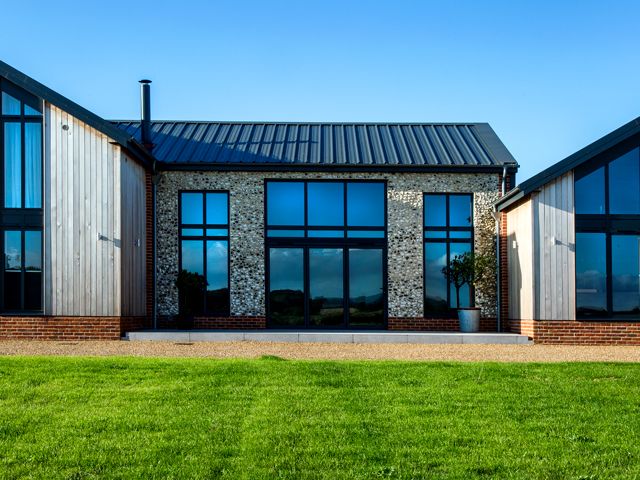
[458,308,481,333]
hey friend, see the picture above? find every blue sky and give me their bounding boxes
[2,0,640,181]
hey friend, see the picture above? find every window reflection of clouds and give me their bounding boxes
[25,231,41,271]
[309,249,343,299]
[269,248,303,292]
[181,240,203,275]
[206,241,228,290]
[576,233,607,313]
[349,249,382,299]
[612,235,640,313]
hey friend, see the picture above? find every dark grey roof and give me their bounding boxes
[0,60,152,167]
[496,115,640,211]
[112,121,517,170]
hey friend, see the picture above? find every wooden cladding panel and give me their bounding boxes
[532,172,575,320]
[44,105,122,316]
[120,153,146,316]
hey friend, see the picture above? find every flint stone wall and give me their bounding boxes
[155,171,500,318]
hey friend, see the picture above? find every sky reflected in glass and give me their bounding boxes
[308,182,343,226]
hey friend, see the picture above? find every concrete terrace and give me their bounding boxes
[125,330,532,344]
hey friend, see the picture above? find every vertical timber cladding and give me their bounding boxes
[532,172,576,321]
[44,104,146,317]
[155,171,500,320]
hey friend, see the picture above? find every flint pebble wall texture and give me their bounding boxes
[155,171,500,319]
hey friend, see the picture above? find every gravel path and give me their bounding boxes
[0,340,638,362]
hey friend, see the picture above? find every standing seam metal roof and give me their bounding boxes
[112,121,517,167]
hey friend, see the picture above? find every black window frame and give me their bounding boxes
[178,190,231,317]
[423,193,475,317]
[0,79,43,314]
[264,179,388,329]
[574,139,640,321]
[265,179,387,239]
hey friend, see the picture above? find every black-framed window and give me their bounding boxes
[265,180,387,329]
[574,145,640,319]
[179,191,230,316]
[423,193,474,315]
[265,180,386,239]
[0,80,43,313]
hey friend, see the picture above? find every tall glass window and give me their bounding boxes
[179,191,230,315]
[423,193,474,314]
[265,180,386,328]
[1,80,43,313]
[574,146,640,318]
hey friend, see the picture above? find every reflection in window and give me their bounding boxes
[449,242,472,308]
[576,233,607,316]
[3,230,41,311]
[269,248,304,326]
[309,248,344,327]
[424,195,446,227]
[4,123,21,208]
[611,235,639,314]
[1,82,43,313]
[308,183,343,226]
[266,181,385,237]
[179,191,230,315]
[423,194,474,313]
[575,147,640,319]
[609,148,640,214]
[348,248,384,327]
[449,195,473,227]
[266,182,304,226]
[347,183,385,227]
[1,92,21,115]
[24,123,42,208]
[575,167,605,215]
[265,181,387,328]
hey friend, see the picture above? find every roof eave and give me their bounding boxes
[157,162,507,173]
[0,60,153,168]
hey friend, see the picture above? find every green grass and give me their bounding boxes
[0,357,639,479]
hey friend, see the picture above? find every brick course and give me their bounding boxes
[145,171,155,320]
[193,316,266,329]
[0,316,149,340]
[389,317,497,331]
[510,319,640,345]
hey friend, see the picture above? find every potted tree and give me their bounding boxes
[175,270,208,329]
[442,252,492,333]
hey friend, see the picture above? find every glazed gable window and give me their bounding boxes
[0,80,43,313]
[574,146,640,318]
[179,191,230,316]
[423,193,474,315]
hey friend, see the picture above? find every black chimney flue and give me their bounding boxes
[139,79,152,150]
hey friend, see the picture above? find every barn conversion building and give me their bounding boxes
[0,60,637,344]
[497,117,640,344]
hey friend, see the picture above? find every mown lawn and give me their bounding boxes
[0,357,638,479]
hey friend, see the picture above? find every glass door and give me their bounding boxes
[309,248,345,327]
[347,248,385,328]
[267,245,386,328]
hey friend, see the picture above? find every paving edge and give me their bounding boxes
[125,331,533,345]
